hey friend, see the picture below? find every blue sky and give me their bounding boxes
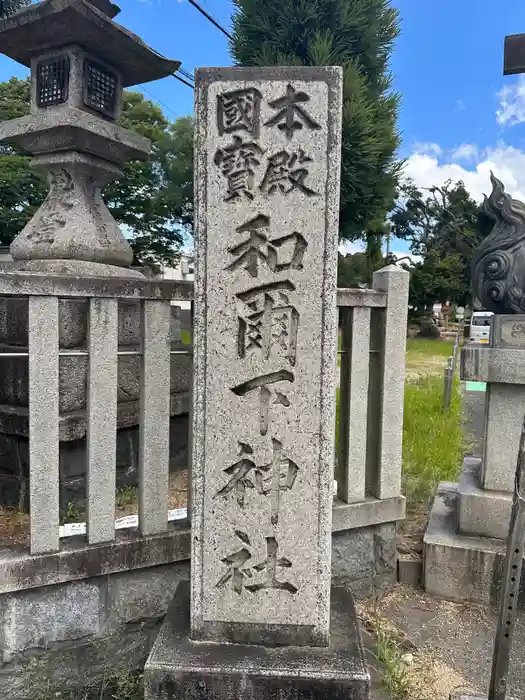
[2,0,525,255]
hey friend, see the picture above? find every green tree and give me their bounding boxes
[390,179,490,311]
[338,251,368,287]
[0,78,193,266]
[230,0,402,242]
[0,79,46,245]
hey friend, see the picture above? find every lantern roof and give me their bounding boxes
[0,0,181,87]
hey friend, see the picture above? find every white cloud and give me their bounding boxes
[455,99,466,113]
[412,142,442,157]
[341,137,525,264]
[339,241,364,255]
[338,240,420,265]
[403,143,525,204]
[451,143,478,162]
[391,251,421,265]
[497,76,525,126]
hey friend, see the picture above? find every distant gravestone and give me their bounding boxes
[144,66,371,700]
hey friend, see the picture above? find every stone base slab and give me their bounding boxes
[458,457,512,540]
[0,258,144,278]
[424,482,525,607]
[144,581,370,700]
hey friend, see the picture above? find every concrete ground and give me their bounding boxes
[363,382,525,699]
[362,583,525,699]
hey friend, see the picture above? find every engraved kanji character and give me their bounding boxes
[236,281,299,366]
[217,88,262,136]
[215,530,253,594]
[227,215,307,278]
[227,214,271,278]
[265,84,321,139]
[231,370,294,435]
[216,531,297,595]
[260,149,318,196]
[214,136,264,201]
[216,442,256,508]
[216,439,299,525]
[269,232,307,272]
[246,537,297,594]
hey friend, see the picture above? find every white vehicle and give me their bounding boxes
[469,310,494,344]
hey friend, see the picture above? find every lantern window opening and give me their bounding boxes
[36,56,70,107]
[84,59,118,118]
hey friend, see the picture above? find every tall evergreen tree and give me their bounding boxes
[230,0,402,242]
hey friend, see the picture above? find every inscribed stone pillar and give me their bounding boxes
[192,67,342,646]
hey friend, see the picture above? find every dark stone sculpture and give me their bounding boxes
[472,173,525,313]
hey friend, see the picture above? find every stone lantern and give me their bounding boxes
[0,0,181,276]
[0,0,190,512]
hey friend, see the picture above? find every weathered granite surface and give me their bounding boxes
[460,315,525,494]
[10,154,134,267]
[30,45,124,121]
[144,581,370,700]
[0,0,181,87]
[458,457,512,540]
[0,514,394,698]
[192,66,343,647]
[0,560,190,700]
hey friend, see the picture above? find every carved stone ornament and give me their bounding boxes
[472,173,525,313]
[10,153,133,268]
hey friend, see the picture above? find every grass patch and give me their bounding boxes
[405,338,455,379]
[402,375,466,506]
[35,671,143,700]
[115,485,138,509]
[360,607,414,700]
[406,338,454,359]
[59,501,82,525]
[373,619,413,700]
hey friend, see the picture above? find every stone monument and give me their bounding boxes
[0,0,190,513]
[424,175,525,609]
[145,67,370,699]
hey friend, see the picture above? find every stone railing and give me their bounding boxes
[0,271,193,556]
[0,265,409,561]
[0,264,408,697]
[335,266,409,507]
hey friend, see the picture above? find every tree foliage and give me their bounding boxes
[390,179,491,311]
[230,0,402,241]
[338,251,368,287]
[0,77,193,266]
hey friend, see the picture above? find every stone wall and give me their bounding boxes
[0,498,402,699]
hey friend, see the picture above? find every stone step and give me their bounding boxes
[458,457,512,540]
[144,581,371,700]
[424,482,525,608]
